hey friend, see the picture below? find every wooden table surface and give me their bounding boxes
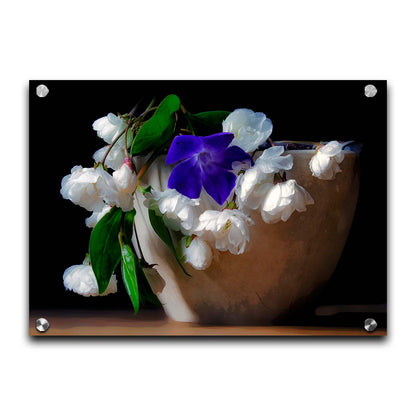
[29,309,386,337]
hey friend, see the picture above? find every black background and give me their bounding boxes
[29,81,387,327]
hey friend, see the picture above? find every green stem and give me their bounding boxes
[123,118,135,158]
[118,231,124,249]
[118,212,126,246]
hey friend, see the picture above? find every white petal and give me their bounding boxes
[63,263,117,297]
[223,108,273,152]
[261,180,313,224]
[93,142,126,171]
[145,189,201,235]
[92,113,127,144]
[92,116,108,132]
[195,209,253,255]
[309,141,344,180]
[113,163,138,194]
[320,141,343,156]
[180,237,213,270]
[85,205,112,228]
[60,166,107,212]
[256,146,294,173]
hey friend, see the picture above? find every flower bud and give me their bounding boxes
[180,237,213,270]
[309,141,344,180]
[63,258,117,297]
[113,159,138,194]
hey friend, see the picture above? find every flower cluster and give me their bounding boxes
[235,146,314,223]
[145,109,346,271]
[61,113,140,296]
[60,99,349,304]
[61,114,138,216]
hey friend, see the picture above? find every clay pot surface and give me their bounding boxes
[133,150,360,324]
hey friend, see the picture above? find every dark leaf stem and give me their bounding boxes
[101,127,128,166]
[180,104,196,134]
[139,98,156,118]
[136,141,169,184]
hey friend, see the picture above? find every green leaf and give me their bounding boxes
[123,208,136,243]
[89,206,123,294]
[148,209,191,277]
[188,111,230,134]
[131,94,181,155]
[121,243,140,314]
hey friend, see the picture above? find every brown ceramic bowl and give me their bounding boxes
[133,150,360,324]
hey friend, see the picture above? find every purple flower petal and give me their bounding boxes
[165,132,251,204]
[203,133,234,152]
[168,156,202,199]
[215,145,253,170]
[201,167,236,205]
[166,135,203,165]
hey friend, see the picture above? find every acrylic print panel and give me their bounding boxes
[29,81,387,336]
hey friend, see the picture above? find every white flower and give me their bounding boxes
[179,237,213,270]
[85,205,112,228]
[60,165,116,212]
[61,165,134,212]
[309,141,344,180]
[235,146,293,211]
[144,189,201,235]
[261,179,314,224]
[63,259,117,297]
[223,108,273,152]
[235,167,273,211]
[93,129,134,171]
[194,209,254,255]
[92,113,127,144]
[113,160,138,194]
[255,146,293,174]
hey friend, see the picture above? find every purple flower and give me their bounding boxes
[166,133,253,205]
